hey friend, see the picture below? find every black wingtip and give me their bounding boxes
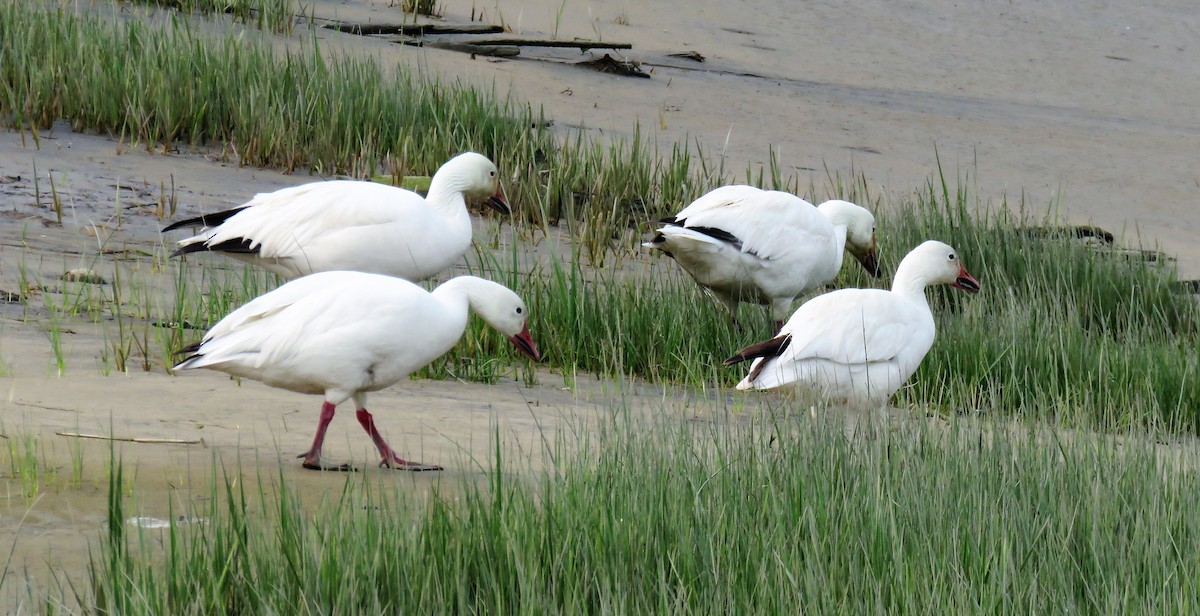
[688,225,742,247]
[161,218,198,233]
[162,206,248,233]
[173,340,203,357]
[724,334,791,366]
[170,238,260,258]
[170,243,207,258]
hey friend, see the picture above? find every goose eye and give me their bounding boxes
[489,170,496,177]
[515,307,523,315]
[948,254,956,261]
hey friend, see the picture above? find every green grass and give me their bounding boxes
[56,409,1200,613]
[125,0,300,34]
[886,174,1200,431]
[0,3,545,177]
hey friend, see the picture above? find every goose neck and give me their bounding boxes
[425,174,470,216]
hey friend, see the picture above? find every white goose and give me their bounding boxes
[163,152,510,281]
[644,185,881,332]
[725,240,980,407]
[173,272,541,471]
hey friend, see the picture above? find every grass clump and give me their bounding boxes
[399,0,440,17]
[126,0,300,34]
[880,173,1200,431]
[0,3,545,177]
[77,411,1200,613]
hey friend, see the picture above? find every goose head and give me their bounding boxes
[817,200,881,277]
[907,240,981,293]
[440,152,511,215]
[465,278,541,361]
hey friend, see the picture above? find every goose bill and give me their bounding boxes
[854,247,882,277]
[953,268,981,293]
[487,192,512,215]
[509,323,541,361]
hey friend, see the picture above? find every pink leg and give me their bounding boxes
[298,401,353,471]
[355,408,443,471]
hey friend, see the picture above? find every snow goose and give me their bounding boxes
[725,240,980,407]
[173,272,541,471]
[644,186,880,332]
[163,152,510,281]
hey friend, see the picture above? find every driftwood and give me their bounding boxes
[667,51,706,62]
[1023,224,1116,245]
[463,38,631,51]
[331,20,645,77]
[1022,225,1174,263]
[578,54,650,78]
[325,22,503,36]
[405,40,521,57]
[56,431,202,445]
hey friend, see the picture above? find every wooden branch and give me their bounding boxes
[56,431,202,445]
[421,41,521,57]
[465,38,632,50]
[325,22,504,36]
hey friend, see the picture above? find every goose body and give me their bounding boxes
[644,186,880,331]
[726,240,980,407]
[164,152,510,281]
[174,271,540,470]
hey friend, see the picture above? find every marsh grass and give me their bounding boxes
[881,173,1200,431]
[62,409,1200,613]
[2,432,47,499]
[125,0,300,35]
[399,0,440,17]
[0,3,542,176]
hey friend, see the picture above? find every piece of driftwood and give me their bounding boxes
[56,431,202,445]
[1023,224,1116,245]
[1021,225,1175,263]
[667,51,706,62]
[325,22,503,36]
[466,38,631,51]
[330,19,644,76]
[416,41,521,57]
[578,54,650,78]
